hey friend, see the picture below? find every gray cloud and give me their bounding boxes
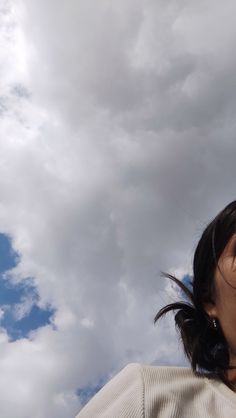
[0,0,236,416]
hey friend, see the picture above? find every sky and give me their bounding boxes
[0,233,54,341]
[1,0,236,417]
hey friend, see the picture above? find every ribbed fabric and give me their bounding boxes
[75,363,236,417]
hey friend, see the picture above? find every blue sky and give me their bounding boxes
[77,376,108,408]
[0,233,55,341]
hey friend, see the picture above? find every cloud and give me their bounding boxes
[0,0,236,416]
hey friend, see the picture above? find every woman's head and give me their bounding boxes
[154,200,236,388]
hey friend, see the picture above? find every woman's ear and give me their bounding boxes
[204,302,218,319]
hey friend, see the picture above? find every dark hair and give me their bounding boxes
[154,200,236,390]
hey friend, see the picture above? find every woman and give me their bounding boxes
[76,200,236,417]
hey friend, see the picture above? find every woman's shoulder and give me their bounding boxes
[75,362,203,417]
[137,362,199,379]
[75,362,236,417]
[137,362,205,391]
[129,362,205,393]
[75,362,144,417]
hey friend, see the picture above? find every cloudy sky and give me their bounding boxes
[1,0,236,416]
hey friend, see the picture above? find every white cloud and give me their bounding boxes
[12,292,36,321]
[0,0,236,416]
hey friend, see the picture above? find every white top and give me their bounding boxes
[75,362,236,417]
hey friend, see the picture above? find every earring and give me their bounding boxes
[212,318,218,330]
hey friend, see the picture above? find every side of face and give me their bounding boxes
[205,234,236,362]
